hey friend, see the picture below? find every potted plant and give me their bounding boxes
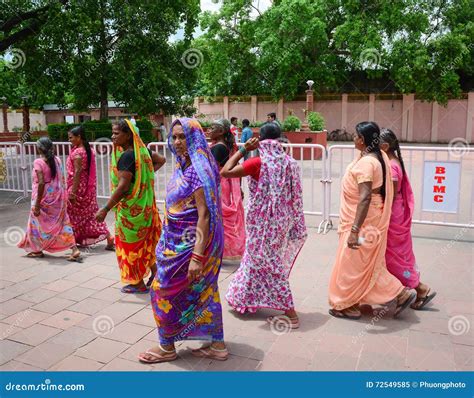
[284,111,327,160]
[282,115,301,133]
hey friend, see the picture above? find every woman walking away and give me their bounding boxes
[67,125,114,249]
[209,119,246,261]
[95,120,164,294]
[380,128,436,310]
[18,137,81,261]
[139,118,227,364]
[328,121,416,320]
[221,122,307,329]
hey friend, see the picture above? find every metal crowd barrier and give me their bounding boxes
[1,141,472,233]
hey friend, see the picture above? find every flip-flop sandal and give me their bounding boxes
[267,315,300,329]
[121,284,149,294]
[105,244,115,251]
[67,254,83,263]
[191,346,229,361]
[329,308,362,320]
[394,291,416,318]
[410,290,437,310]
[138,347,177,364]
[26,252,44,258]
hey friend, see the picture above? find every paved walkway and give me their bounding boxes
[0,193,472,371]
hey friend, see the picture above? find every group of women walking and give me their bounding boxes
[17,117,434,364]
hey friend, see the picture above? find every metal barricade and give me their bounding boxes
[3,141,472,233]
[0,142,27,202]
[326,144,474,230]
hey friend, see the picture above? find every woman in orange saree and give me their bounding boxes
[328,121,416,319]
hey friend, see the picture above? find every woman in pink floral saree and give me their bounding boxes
[221,122,307,329]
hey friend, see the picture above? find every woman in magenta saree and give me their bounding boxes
[209,119,245,261]
[380,128,436,310]
[66,126,113,248]
[139,118,227,364]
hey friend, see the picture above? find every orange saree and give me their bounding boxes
[329,152,404,310]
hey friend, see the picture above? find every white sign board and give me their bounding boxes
[422,161,461,213]
[65,115,75,124]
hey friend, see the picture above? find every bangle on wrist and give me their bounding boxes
[238,146,247,156]
[102,205,110,212]
[191,252,205,263]
[351,225,360,233]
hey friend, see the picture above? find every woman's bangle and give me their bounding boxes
[351,225,360,233]
[102,205,110,212]
[238,146,247,156]
[191,252,205,263]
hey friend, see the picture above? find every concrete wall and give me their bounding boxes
[194,93,474,143]
[4,110,46,131]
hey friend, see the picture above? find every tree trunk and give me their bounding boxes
[98,0,108,120]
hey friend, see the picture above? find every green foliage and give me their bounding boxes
[282,115,301,132]
[249,121,265,128]
[197,119,212,128]
[46,118,156,143]
[194,0,473,104]
[307,112,325,132]
[1,0,200,117]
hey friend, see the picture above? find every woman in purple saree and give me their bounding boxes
[139,118,227,364]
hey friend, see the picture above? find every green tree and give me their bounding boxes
[2,0,200,118]
[195,0,474,104]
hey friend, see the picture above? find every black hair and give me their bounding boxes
[37,137,57,179]
[213,118,235,152]
[355,121,386,200]
[259,122,281,140]
[69,125,92,173]
[116,119,134,146]
[380,128,406,176]
[267,112,276,120]
[242,118,250,127]
[230,117,238,124]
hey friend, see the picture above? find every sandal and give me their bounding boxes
[26,252,44,258]
[191,345,229,361]
[411,289,437,310]
[67,251,83,262]
[121,284,149,294]
[105,244,115,251]
[394,289,416,318]
[267,315,300,329]
[146,272,156,288]
[138,345,177,364]
[329,308,362,320]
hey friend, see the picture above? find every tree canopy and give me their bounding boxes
[195,0,474,104]
[0,0,200,116]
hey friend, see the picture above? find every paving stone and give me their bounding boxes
[67,298,112,315]
[8,324,62,346]
[0,340,32,365]
[75,337,129,363]
[49,326,98,350]
[2,310,50,329]
[44,279,80,292]
[80,278,116,290]
[17,288,58,304]
[102,321,153,344]
[0,322,22,340]
[32,297,76,314]
[49,355,103,371]
[100,357,153,371]
[16,342,75,369]
[40,310,89,330]
[57,286,96,302]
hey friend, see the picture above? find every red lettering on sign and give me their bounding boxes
[433,186,446,193]
[434,176,446,183]
[435,167,445,174]
[434,195,444,203]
